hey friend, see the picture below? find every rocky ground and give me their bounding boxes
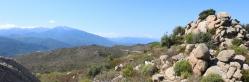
[109,11,249,82]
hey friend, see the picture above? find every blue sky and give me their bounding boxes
[0,0,248,39]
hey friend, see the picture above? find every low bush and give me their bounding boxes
[232,46,248,55]
[232,38,243,46]
[173,26,185,36]
[201,73,223,82]
[206,40,218,49]
[79,77,92,82]
[140,64,158,76]
[161,34,184,48]
[185,32,212,44]
[148,42,161,48]
[122,64,134,77]
[181,71,192,79]
[198,9,216,20]
[161,34,173,48]
[242,69,249,82]
[174,60,192,77]
[87,65,102,78]
[171,35,184,45]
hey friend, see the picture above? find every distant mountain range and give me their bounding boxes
[0,26,157,56]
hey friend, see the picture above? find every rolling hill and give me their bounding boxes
[0,26,156,56]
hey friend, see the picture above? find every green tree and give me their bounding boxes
[173,26,185,36]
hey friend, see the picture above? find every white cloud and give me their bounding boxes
[0,23,40,29]
[95,32,120,38]
[48,20,56,24]
[0,24,18,29]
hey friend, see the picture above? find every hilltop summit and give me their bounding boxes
[185,10,248,49]
[106,10,249,82]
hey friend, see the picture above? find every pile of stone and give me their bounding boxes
[152,44,249,82]
[203,50,249,82]
[185,12,248,49]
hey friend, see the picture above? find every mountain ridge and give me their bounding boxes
[0,26,155,56]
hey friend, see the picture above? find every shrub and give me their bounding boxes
[185,32,212,44]
[201,73,223,82]
[181,71,192,79]
[140,64,158,76]
[173,26,185,36]
[243,24,249,33]
[198,9,216,20]
[122,64,134,77]
[171,35,184,45]
[232,46,248,55]
[87,65,102,78]
[174,60,192,76]
[242,70,249,82]
[161,34,173,48]
[79,77,92,82]
[148,42,160,48]
[206,40,218,49]
[207,29,216,35]
[232,38,243,46]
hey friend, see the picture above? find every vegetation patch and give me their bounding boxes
[173,26,185,36]
[232,38,243,46]
[201,73,223,82]
[140,64,158,76]
[122,64,134,77]
[185,32,212,44]
[87,65,103,78]
[174,60,192,77]
[242,69,249,82]
[232,45,248,55]
[198,9,216,20]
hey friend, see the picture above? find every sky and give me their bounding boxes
[0,0,248,39]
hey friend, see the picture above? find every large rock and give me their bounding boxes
[193,60,208,75]
[197,21,208,33]
[233,69,242,79]
[185,44,195,53]
[192,43,209,59]
[233,55,246,62]
[188,53,199,68]
[164,67,176,80]
[172,53,186,61]
[152,74,164,82]
[0,57,40,82]
[206,15,217,22]
[243,64,249,70]
[204,66,225,77]
[226,66,236,79]
[217,50,235,62]
[230,62,241,69]
[160,55,168,64]
[217,12,230,19]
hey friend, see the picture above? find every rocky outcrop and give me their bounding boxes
[0,56,40,82]
[202,49,249,82]
[185,12,247,49]
[148,11,249,82]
